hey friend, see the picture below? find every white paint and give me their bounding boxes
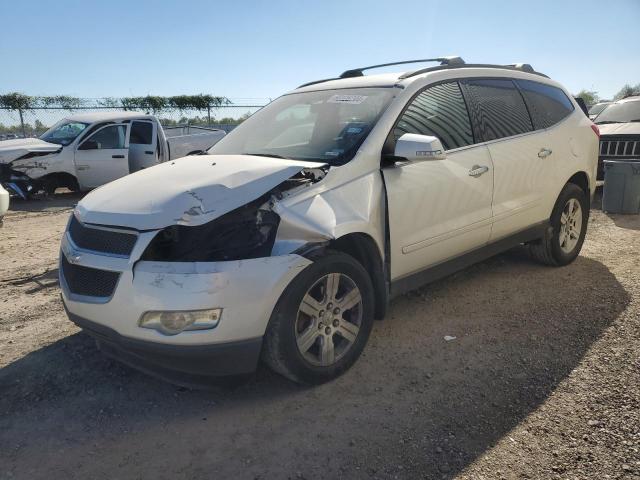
[76,154,327,229]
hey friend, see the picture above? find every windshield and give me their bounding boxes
[40,121,89,146]
[595,100,640,124]
[588,103,609,116]
[208,88,396,165]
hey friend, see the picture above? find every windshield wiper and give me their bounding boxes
[244,152,291,159]
[595,121,623,125]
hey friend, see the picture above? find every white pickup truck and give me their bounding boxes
[0,111,226,193]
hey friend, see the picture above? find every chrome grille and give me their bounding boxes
[68,216,137,257]
[599,138,640,158]
[61,255,120,298]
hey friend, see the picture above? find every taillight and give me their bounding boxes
[590,123,600,138]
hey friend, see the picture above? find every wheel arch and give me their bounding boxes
[325,232,388,320]
[565,170,591,208]
[39,172,80,192]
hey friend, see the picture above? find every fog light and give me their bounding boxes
[139,309,222,336]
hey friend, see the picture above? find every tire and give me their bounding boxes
[262,250,375,384]
[41,178,58,195]
[528,183,589,266]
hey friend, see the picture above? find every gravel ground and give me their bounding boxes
[0,191,638,480]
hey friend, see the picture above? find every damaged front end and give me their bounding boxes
[142,196,281,262]
[140,164,330,262]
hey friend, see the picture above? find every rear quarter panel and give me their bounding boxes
[544,109,598,216]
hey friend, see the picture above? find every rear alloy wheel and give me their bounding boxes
[558,198,583,254]
[529,183,588,266]
[262,251,374,384]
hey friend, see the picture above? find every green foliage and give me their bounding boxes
[0,93,231,114]
[0,92,33,111]
[614,83,640,100]
[575,89,599,106]
[168,94,230,111]
[0,93,85,111]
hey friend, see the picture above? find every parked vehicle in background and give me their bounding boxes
[60,57,598,386]
[0,184,8,224]
[0,112,226,195]
[594,96,640,179]
[589,101,613,120]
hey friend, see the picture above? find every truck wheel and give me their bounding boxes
[262,250,374,384]
[42,178,58,195]
[528,183,588,266]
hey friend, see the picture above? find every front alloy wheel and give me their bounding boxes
[295,273,363,367]
[262,250,374,384]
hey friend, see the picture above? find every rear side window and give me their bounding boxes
[130,121,153,144]
[516,80,575,129]
[394,82,474,150]
[461,79,533,142]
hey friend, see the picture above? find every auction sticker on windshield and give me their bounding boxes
[327,94,368,104]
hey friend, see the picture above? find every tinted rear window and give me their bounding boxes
[462,79,533,142]
[130,121,153,144]
[516,80,574,129]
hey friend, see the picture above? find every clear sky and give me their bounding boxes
[1,0,638,101]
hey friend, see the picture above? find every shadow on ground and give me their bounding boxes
[1,268,59,294]
[6,191,84,214]
[0,252,630,479]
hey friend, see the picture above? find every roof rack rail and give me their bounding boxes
[399,62,548,79]
[297,56,465,89]
[339,56,465,79]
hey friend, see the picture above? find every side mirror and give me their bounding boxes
[394,133,446,162]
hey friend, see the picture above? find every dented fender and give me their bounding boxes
[271,171,386,258]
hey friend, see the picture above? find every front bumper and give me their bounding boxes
[60,225,313,383]
[66,307,263,385]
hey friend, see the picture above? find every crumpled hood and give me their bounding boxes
[76,154,327,230]
[0,138,62,164]
[598,123,640,136]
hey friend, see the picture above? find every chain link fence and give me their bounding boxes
[0,98,268,139]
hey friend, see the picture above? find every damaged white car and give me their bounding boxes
[60,57,598,385]
[0,112,225,195]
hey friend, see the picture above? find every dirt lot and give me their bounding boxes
[0,192,638,480]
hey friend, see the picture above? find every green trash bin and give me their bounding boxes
[602,160,640,214]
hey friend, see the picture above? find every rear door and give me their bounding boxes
[128,120,158,172]
[74,123,130,189]
[515,78,579,199]
[461,78,552,241]
[383,81,494,280]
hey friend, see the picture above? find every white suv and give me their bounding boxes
[60,57,599,386]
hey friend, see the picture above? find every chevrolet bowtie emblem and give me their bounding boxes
[65,246,82,264]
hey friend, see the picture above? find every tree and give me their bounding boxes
[613,83,640,100]
[575,89,599,106]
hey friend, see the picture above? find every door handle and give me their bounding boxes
[112,155,125,159]
[538,148,553,159]
[468,165,489,177]
[145,151,154,155]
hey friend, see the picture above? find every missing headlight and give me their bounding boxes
[142,200,280,262]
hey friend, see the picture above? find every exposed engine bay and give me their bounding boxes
[141,166,329,262]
